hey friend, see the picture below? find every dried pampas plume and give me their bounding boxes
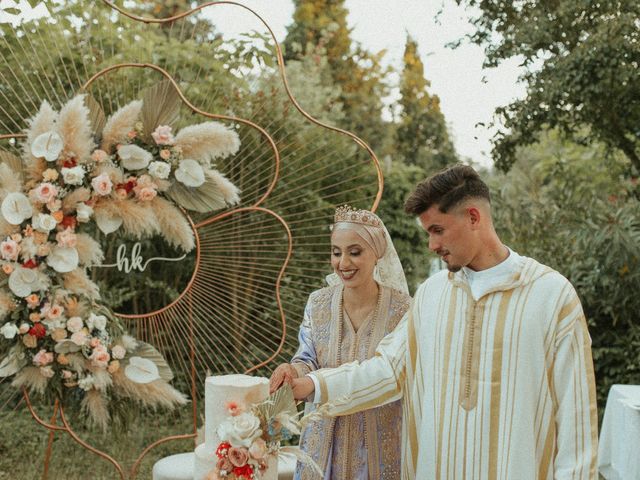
[57,95,95,163]
[0,290,16,321]
[150,197,195,252]
[12,367,49,395]
[175,122,240,163]
[23,101,57,183]
[0,163,23,195]
[207,169,240,205]
[61,187,91,213]
[63,269,100,300]
[75,233,104,266]
[82,389,111,432]
[111,369,188,408]
[96,198,159,239]
[101,100,142,153]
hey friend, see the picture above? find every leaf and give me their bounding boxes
[165,172,231,213]
[82,93,107,141]
[0,345,26,377]
[131,342,173,382]
[255,384,296,421]
[140,80,181,143]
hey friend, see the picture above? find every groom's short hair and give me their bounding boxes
[404,164,491,215]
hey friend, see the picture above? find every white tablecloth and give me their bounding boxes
[598,384,640,480]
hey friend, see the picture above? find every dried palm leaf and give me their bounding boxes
[166,169,240,213]
[174,121,240,163]
[57,95,95,163]
[150,197,195,252]
[101,100,142,153]
[82,93,107,140]
[141,80,181,143]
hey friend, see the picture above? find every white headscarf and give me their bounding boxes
[326,208,409,294]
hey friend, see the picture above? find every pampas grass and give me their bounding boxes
[101,100,142,153]
[150,197,195,252]
[12,367,48,395]
[61,187,91,213]
[57,95,94,163]
[63,297,90,319]
[93,163,125,184]
[175,121,240,164]
[66,353,86,373]
[0,218,18,238]
[75,233,104,266]
[24,101,57,183]
[111,369,188,408]
[63,269,100,300]
[0,291,16,321]
[88,366,113,392]
[0,163,22,195]
[120,335,138,352]
[207,169,241,205]
[82,389,110,432]
[95,198,159,239]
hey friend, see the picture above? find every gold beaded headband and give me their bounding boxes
[334,205,382,228]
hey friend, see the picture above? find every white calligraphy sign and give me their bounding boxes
[95,242,187,274]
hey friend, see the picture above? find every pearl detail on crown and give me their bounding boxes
[333,205,382,228]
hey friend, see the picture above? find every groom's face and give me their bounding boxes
[419,204,476,272]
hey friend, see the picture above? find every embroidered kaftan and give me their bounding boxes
[291,284,411,480]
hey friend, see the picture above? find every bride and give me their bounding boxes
[270,206,411,479]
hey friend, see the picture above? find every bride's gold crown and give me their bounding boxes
[334,205,382,228]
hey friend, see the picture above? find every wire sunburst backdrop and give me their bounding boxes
[0,1,383,477]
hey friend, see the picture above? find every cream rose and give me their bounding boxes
[91,149,108,162]
[66,316,83,333]
[70,331,88,346]
[148,161,171,179]
[61,166,85,186]
[91,173,113,196]
[111,345,126,360]
[136,187,157,202]
[118,144,152,170]
[87,313,107,331]
[32,213,57,233]
[217,412,263,448]
[75,203,93,223]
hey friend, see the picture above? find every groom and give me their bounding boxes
[291,164,598,479]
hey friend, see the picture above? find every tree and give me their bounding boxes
[455,0,640,173]
[395,35,458,172]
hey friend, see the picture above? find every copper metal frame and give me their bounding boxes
[1,1,385,478]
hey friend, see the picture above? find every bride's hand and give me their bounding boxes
[269,363,297,393]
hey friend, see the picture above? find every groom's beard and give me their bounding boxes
[447,264,462,273]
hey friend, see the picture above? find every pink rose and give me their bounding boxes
[45,304,64,320]
[1,239,20,261]
[91,149,108,163]
[159,149,171,160]
[136,187,157,202]
[62,370,73,379]
[91,174,113,196]
[90,348,110,368]
[249,438,267,460]
[227,447,249,467]
[33,349,54,366]
[151,125,175,145]
[56,228,77,248]
[33,183,58,203]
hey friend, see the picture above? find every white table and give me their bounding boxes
[598,385,640,480]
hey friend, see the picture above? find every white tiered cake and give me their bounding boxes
[193,374,277,480]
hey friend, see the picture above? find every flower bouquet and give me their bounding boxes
[0,80,241,428]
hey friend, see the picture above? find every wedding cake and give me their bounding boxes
[193,374,277,480]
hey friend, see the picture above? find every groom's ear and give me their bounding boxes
[467,206,482,229]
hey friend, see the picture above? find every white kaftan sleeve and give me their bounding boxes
[311,310,409,416]
[552,289,598,479]
[290,299,319,378]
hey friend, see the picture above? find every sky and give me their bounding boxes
[0,0,528,167]
[202,0,528,167]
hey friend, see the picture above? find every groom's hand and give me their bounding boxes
[291,376,315,400]
[269,363,297,394]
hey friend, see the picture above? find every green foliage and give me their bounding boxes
[455,0,640,172]
[396,35,458,171]
[490,129,640,406]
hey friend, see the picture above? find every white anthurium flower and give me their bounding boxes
[32,213,57,233]
[8,266,41,297]
[95,210,122,234]
[118,144,152,170]
[46,246,79,273]
[61,166,85,186]
[175,159,205,187]
[124,356,160,384]
[31,131,63,162]
[1,192,33,225]
[0,323,18,340]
